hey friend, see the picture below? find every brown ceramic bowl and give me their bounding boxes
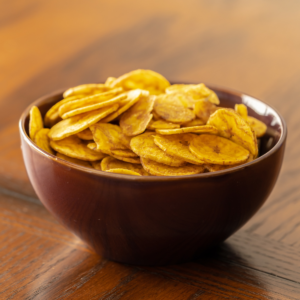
[19,85,287,266]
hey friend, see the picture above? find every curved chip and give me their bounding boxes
[205,154,254,172]
[63,83,112,98]
[48,104,118,141]
[101,156,149,175]
[235,104,248,118]
[111,69,170,94]
[50,135,107,161]
[154,94,195,123]
[207,109,258,157]
[147,119,180,130]
[34,128,55,155]
[141,157,204,176]
[59,89,124,117]
[189,134,250,165]
[194,99,218,123]
[77,128,94,140]
[130,132,186,167]
[101,89,148,123]
[166,83,220,105]
[29,106,44,140]
[105,169,141,176]
[105,77,116,87]
[110,149,138,158]
[120,95,155,136]
[44,95,82,128]
[90,123,128,155]
[156,125,219,135]
[154,133,205,165]
[110,154,141,164]
[246,116,267,138]
[56,152,92,168]
[181,119,205,127]
[90,161,102,170]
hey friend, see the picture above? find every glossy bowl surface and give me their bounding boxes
[19,85,287,265]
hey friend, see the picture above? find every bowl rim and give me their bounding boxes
[19,84,287,182]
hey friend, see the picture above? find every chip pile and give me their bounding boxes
[28,69,267,176]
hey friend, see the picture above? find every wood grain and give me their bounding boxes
[1,0,300,298]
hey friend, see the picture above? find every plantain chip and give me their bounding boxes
[156,125,219,135]
[44,95,83,128]
[106,169,141,176]
[207,108,258,157]
[205,154,254,172]
[141,157,204,176]
[56,152,92,168]
[34,128,55,155]
[147,119,180,130]
[90,123,128,155]
[154,133,205,165]
[105,77,116,87]
[29,106,44,140]
[77,128,94,140]
[110,154,141,164]
[101,156,149,175]
[101,89,148,123]
[48,104,118,141]
[59,88,124,117]
[110,149,138,157]
[246,116,267,138]
[111,69,170,94]
[90,160,102,170]
[154,94,195,123]
[181,119,205,127]
[120,95,155,136]
[235,104,248,118]
[63,83,112,98]
[194,99,218,123]
[50,135,106,161]
[166,83,220,104]
[152,110,161,120]
[189,134,250,165]
[130,132,186,166]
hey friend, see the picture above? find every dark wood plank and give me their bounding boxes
[0,193,299,299]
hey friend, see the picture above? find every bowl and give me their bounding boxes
[19,85,287,266]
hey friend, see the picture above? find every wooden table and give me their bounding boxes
[1,0,299,298]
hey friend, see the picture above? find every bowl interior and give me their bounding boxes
[22,85,284,168]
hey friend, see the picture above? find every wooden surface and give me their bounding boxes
[0,0,299,298]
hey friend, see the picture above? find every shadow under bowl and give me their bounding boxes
[19,85,287,266]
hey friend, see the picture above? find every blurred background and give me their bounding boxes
[1,0,300,243]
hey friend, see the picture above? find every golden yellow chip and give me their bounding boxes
[205,154,254,172]
[111,69,170,94]
[181,119,205,127]
[189,134,250,165]
[130,132,186,166]
[50,135,106,161]
[90,160,102,170]
[154,133,205,165]
[29,106,44,140]
[154,94,195,123]
[63,83,112,98]
[141,157,204,176]
[101,89,148,123]
[156,125,219,135]
[34,128,55,155]
[110,154,141,164]
[101,156,149,175]
[59,89,124,117]
[147,119,180,130]
[194,99,218,123]
[166,83,220,105]
[44,95,82,128]
[120,95,155,136]
[207,109,258,157]
[110,149,138,158]
[152,110,161,120]
[235,104,248,118]
[246,116,267,138]
[56,153,92,168]
[77,128,94,140]
[48,104,118,141]
[86,142,98,151]
[105,77,116,87]
[90,123,128,155]
[105,169,141,176]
